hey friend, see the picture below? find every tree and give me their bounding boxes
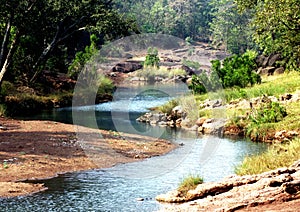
[235,0,300,69]
[210,0,255,54]
[0,0,138,86]
[114,0,214,41]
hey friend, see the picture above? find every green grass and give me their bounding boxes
[235,137,300,175]
[178,174,203,196]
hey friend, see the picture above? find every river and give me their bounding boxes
[0,83,266,211]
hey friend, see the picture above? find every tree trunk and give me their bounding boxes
[30,22,86,83]
[0,16,12,69]
[0,31,19,85]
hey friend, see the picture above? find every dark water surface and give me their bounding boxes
[1,83,267,211]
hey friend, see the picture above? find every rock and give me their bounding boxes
[260,66,276,75]
[175,118,182,125]
[291,93,300,102]
[196,117,207,126]
[130,77,141,82]
[262,55,270,68]
[156,161,300,211]
[189,125,199,131]
[256,55,266,67]
[109,72,117,77]
[280,93,293,101]
[111,61,143,73]
[274,67,285,75]
[150,120,158,125]
[181,118,193,128]
[268,96,278,102]
[171,106,186,119]
[181,65,195,75]
[282,180,300,194]
[237,99,250,109]
[158,121,168,126]
[256,67,263,75]
[202,119,226,135]
[268,53,281,67]
[197,126,204,133]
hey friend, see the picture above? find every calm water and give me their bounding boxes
[1,83,267,211]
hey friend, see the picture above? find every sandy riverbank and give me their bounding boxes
[0,117,176,198]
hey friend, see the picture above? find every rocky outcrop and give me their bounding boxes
[255,54,285,76]
[157,160,300,211]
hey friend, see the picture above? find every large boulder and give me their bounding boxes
[268,53,281,67]
[201,118,226,136]
[111,61,143,73]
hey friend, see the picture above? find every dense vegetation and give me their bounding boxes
[0,0,137,89]
[0,0,299,114]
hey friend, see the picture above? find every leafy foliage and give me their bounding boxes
[213,50,261,88]
[235,0,300,69]
[68,34,99,79]
[189,50,261,94]
[144,47,160,68]
[250,101,287,124]
[0,0,138,86]
[115,0,214,41]
[210,0,255,54]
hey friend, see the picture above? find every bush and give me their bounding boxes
[250,101,287,124]
[189,50,261,94]
[182,59,200,70]
[144,47,160,68]
[157,99,179,114]
[246,100,287,141]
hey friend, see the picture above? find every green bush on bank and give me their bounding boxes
[189,50,261,94]
[144,47,160,68]
[246,101,288,141]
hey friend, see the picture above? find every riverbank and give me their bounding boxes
[0,117,176,198]
[137,72,300,143]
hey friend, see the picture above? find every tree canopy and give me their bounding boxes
[0,0,138,85]
[235,0,300,69]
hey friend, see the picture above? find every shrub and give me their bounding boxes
[246,100,287,141]
[250,101,287,124]
[189,50,261,94]
[144,47,160,68]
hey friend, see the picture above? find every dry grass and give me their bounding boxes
[235,138,300,175]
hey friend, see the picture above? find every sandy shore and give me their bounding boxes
[0,117,176,198]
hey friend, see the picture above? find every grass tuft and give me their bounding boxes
[178,174,203,196]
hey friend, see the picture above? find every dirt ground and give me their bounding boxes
[0,117,175,198]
